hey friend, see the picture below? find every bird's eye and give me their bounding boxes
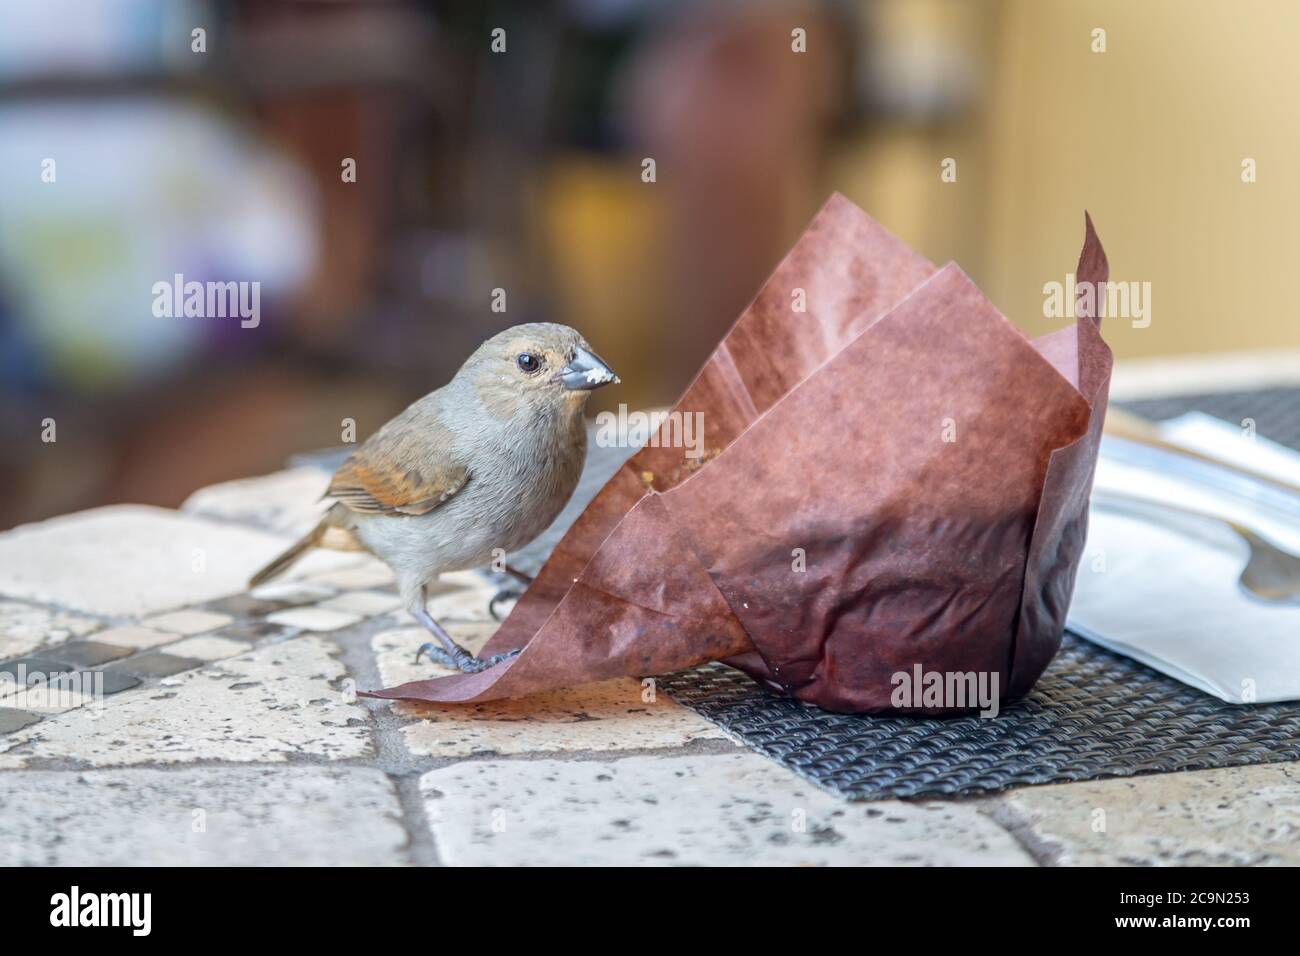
[516,353,540,373]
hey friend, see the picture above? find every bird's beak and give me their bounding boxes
[557,346,620,391]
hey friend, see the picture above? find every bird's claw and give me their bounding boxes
[488,587,523,621]
[414,642,521,673]
[478,648,522,669]
[413,642,460,669]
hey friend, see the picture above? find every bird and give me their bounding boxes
[248,323,619,672]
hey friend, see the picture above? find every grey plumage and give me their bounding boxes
[249,323,618,669]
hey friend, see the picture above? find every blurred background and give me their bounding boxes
[1,0,1297,529]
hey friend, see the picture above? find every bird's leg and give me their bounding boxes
[488,563,534,621]
[504,564,534,585]
[412,609,475,671]
[412,608,521,674]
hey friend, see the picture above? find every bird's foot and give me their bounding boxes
[488,587,522,621]
[488,564,535,621]
[411,606,520,673]
[414,643,521,673]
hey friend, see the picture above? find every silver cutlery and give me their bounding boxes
[1091,490,1300,603]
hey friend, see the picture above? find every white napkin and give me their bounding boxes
[1068,412,1300,704]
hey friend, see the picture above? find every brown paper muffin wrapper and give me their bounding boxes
[361,194,1112,713]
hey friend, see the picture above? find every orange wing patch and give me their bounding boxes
[327,450,469,516]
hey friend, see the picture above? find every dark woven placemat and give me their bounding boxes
[1123,386,1300,449]
[658,386,1300,801]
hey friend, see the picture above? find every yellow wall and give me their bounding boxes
[983,0,1300,357]
[839,0,1300,359]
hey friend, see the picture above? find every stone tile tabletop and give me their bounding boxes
[0,469,1291,866]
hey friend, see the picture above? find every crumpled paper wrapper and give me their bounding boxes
[361,194,1112,713]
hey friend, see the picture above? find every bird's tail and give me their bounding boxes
[248,520,327,589]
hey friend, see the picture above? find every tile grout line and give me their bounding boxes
[332,614,445,866]
[392,774,442,866]
[973,796,1062,866]
[0,734,750,775]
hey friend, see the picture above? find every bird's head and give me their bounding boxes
[459,323,619,418]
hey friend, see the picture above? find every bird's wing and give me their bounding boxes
[325,419,470,517]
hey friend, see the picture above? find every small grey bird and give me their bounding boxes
[248,323,619,672]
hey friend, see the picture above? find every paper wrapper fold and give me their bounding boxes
[362,194,1112,713]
